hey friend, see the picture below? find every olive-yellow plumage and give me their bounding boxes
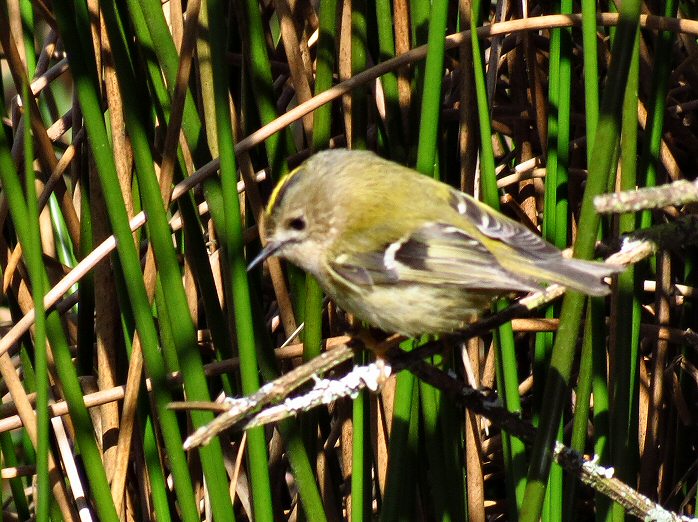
[249,149,620,336]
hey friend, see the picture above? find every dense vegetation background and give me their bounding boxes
[0,0,696,520]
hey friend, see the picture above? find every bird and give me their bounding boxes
[249,149,621,336]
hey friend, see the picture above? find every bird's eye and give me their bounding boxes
[287,216,306,231]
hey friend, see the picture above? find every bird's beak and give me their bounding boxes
[247,240,284,272]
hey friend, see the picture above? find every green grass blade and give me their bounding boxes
[415,0,448,177]
[610,33,641,521]
[22,81,49,522]
[581,0,600,157]
[381,351,419,521]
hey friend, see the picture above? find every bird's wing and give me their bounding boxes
[449,190,620,294]
[328,222,542,292]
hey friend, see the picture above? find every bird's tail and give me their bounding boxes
[536,257,624,296]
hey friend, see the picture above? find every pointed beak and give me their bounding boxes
[247,240,284,272]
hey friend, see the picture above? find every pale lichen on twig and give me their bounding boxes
[235,361,391,430]
[594,178,698,214]
[554,447,696,521]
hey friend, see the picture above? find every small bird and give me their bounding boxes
[249,149,621,336]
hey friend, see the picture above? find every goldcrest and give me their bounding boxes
[249,149,620,336]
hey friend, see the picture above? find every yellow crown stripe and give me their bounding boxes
[266,164,304,213]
